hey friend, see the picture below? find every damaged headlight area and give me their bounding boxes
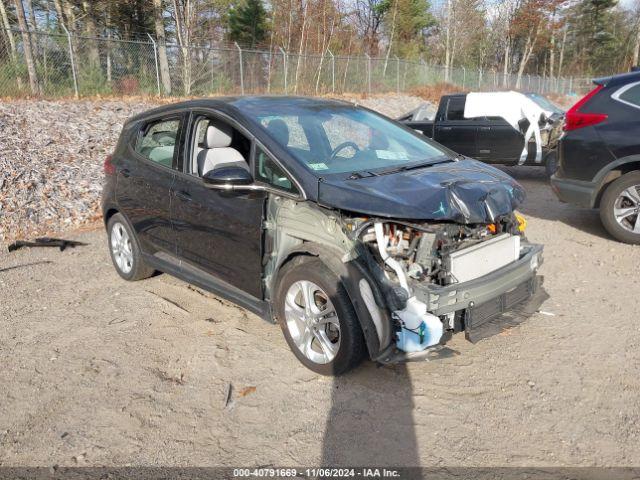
[345,214,544,358]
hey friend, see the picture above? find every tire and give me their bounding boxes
[544,151,558,177]
[599,172,640,244]
[274,256,367,376]
[107,213,155,281]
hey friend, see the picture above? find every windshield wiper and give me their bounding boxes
[377,157,454,176]
[347,171,378,180]
[346,156,454,180]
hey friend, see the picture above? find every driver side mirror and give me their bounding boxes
[203,166,253,188]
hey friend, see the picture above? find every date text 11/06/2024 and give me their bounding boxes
[232,468,401,477]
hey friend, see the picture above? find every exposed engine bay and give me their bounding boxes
[352,216,523,287]
[339,213,536,357]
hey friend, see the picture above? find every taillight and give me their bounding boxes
[563,85,608,131]
[104,154,115,175]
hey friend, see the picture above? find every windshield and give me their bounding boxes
[249,105,449,175]
[525,93,563,114]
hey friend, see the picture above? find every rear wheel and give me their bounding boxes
[274,257,366,376]
[600,172,640,244]
[107,213,155,280]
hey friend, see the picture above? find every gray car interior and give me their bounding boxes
[196,120,250,176]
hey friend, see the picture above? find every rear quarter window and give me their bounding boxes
[618,83,640,108]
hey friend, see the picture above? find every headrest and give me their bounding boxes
[205,123,233,148]
[266,119,289,146]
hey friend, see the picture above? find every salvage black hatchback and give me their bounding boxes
[102,97,545,375]
[551,70,640,243]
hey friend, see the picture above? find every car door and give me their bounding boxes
[115,114,184,255]
[433,95,478,157]
[475,116,525,162]
[170,112,266,299]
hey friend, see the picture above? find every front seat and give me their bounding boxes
[197,123,250,177]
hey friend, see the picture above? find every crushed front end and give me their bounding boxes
[343,213,546,363]
[264,159,547,364]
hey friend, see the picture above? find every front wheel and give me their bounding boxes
[599,172,640,244]
[274,257,366,376]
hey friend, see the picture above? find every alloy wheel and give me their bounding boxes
[613,185,640,234]
[110,222,134,274]
[284,280,341,365]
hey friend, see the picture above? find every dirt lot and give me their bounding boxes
[1,163,640,468]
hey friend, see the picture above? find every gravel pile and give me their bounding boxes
[0,95,422,244]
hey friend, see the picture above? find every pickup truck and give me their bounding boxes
[399,92,564,176]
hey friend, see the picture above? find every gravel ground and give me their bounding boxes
[0,95,422,245]
[1,97,639,468]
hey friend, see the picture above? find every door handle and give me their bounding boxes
[119,168,131,178]
[174,190,192,202]
[440,126,452,131]
[480,126,491,131]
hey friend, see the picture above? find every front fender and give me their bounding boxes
[276,243,394,360]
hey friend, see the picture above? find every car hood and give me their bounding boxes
[317,159,526,224]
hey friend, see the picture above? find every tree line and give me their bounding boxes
[1,0,639,95]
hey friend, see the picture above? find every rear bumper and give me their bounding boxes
[550,175,597,208]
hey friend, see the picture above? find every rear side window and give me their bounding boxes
[135,119,180,168]
[446,97,466,121]
[618,83,640,108]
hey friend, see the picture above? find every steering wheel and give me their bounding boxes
[330,141,360,161]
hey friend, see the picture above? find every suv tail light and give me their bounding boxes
[563,85,608,131]
[104,154,116,175]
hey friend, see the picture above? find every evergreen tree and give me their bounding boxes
[573,0,619,74]
[382,0,435,57]
[227,0,269,47]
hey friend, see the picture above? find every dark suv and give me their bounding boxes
[102,97,545,375]
[551,70,640,243]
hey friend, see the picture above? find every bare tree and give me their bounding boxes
[383,0,398,77]
[52,0,66,30]
[13,0,39,94]
[172,0,192,94]
[354,0,386,55]
[81,1,100,66]
[24,0,35,29]
[633,11,640,67]
[549,4,557,78]
[444,0,452,81]
[293,0,308,93]
[557,22,567,77]
[153,0,172,94]
[515,21,541,88]
[0,0,17,59]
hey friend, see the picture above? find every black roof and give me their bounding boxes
[593,70,640,88]
[126,96,355,124]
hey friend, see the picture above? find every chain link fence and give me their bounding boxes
[0,27,592,99]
